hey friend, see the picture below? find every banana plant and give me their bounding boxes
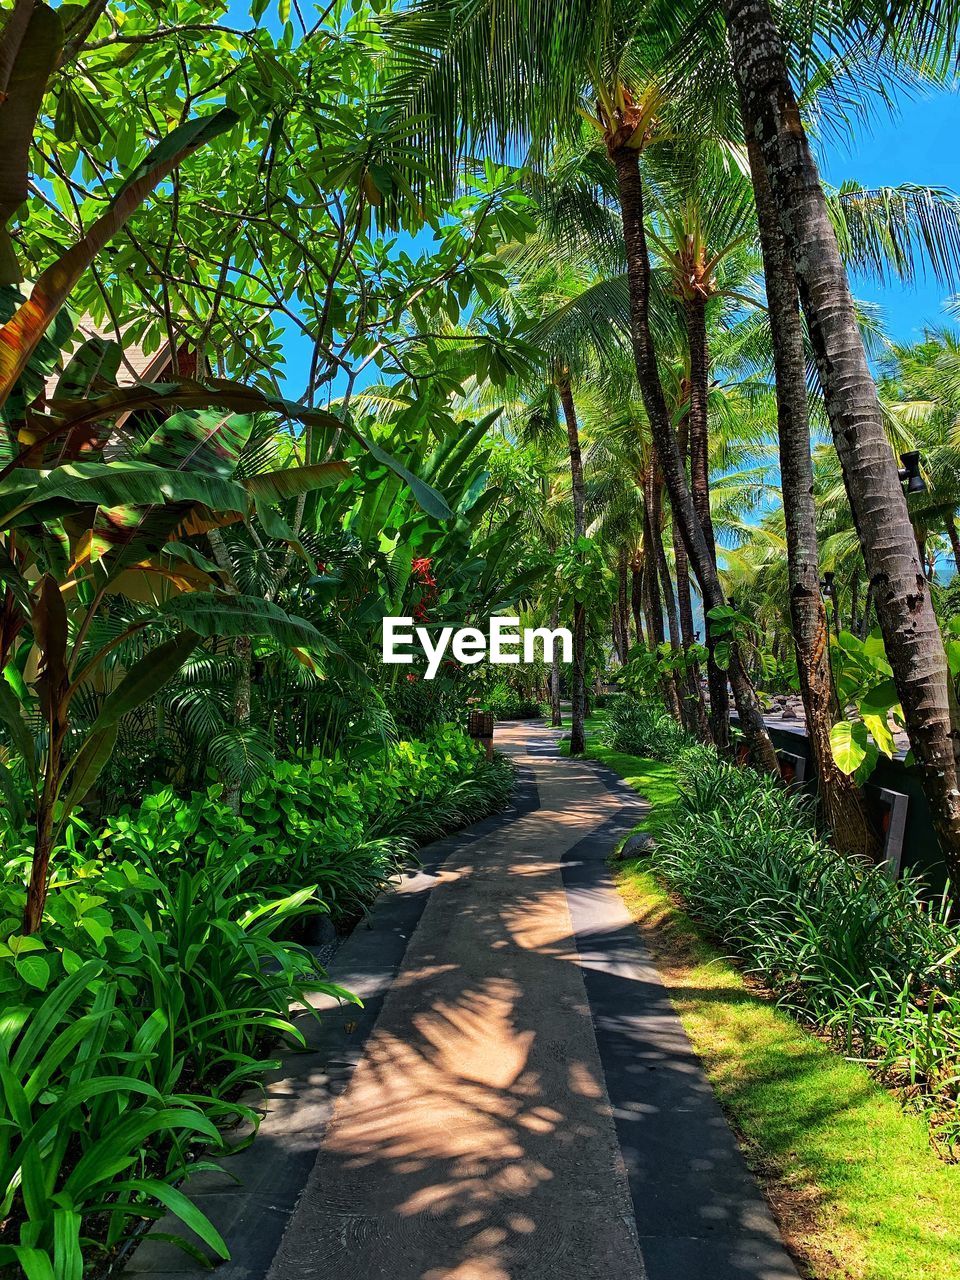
[0,355,349,932]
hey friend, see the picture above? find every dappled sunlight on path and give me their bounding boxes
[267,723,799,1280]
[267,724,644,1280]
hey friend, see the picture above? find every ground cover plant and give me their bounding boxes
[0,731,512,1274]
[615,860,960,1280]
[599,697,960,1153]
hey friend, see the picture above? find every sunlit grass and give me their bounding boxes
[589,730,960,1280]
[617,860,960,1280]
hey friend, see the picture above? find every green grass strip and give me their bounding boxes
[579,735,960,1280]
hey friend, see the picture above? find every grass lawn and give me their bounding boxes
[576,730,960,1280]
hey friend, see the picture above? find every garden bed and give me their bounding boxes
[0,729,514,1278]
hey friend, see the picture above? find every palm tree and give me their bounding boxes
[718,0,960,873]
[381,0,781,771]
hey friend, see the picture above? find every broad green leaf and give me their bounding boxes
[3,1247,55,1280]
[862,711,897,758]
[860,678,900,717]
[243,460,352,501]
[159,593,325,651]
[112,1179,228,1260]
[16,953,51,991]
[88,631,200,730]
[830,719,878,778]
[140,410,254,479]
[52,1203,82,1280]
[58,724,118,814]
[4,460,250,525]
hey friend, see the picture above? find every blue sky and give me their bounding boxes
[817,86,960,341]
[275,78,960,396]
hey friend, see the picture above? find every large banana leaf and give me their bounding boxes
[139,410,255,479]
[159,593,327,651]
[0,108,239,406]
[28,380,452,518]
[244,460,352,501]
[0,461,251,530]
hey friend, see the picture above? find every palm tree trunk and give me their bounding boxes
[615,545,630,661]
[672,413,712,741]
[684,293,731,748]
[549,607,563,727]
[946,513,960,573]
[726,0,960,875]
[557,374,587,756]
[859,581,874,640]
[631,558,645,647]
[671,517,712,741]
[642,515,664,648]
[651,470,685,721]
[747,131,880,860]
[610,142,776,771]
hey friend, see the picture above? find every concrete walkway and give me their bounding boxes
[265,724,800,1280]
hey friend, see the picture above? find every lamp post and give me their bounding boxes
[898,450,927,495]
[820,570,840,638]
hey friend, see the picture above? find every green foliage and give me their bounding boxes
[602,695,697,759]
[828,630,905,781]
[705,603,759,672]
[478,681,546,719]
[0,726,512,1270]
[618,642,708,696]
[649,751,960,1151]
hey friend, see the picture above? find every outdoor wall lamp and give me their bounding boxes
[898,450,927,495]
[819,571,835,597]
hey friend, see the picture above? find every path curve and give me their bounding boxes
[266,723,800,1280]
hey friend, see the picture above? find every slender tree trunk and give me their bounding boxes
[747,132,880,860]
[946,513,960,573]
[651,470,685,721]
[610,143,776,771]
[616,544,631,661]
[642,473,682,719]
[672,517,712,741]
[549,607,563,727]
[652,475,680,651]
[631,559,645,647]
[727,0,960,874]
[859,581,874,641]
[23,750,61,935]
[683,293,731,748]
[672,414,712,741]
[850,567,860,633]
[558,375,586,756]
[642,517,664,648]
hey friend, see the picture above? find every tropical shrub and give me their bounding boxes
[480,681,546,720]
[602,695,696,759]
[0,727,512,1273]
[650,750,960,1149]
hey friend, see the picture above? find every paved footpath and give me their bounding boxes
[264,724,800,1280]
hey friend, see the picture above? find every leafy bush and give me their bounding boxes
[0,727,512,1273]
[481,681,545,720]
[650,751,960,1149]
[602,695,695,758]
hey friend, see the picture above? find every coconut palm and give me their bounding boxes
[381,0,781,771]
[712,0,960,870]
